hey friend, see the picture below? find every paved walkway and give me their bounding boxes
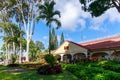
[7,68,29,72]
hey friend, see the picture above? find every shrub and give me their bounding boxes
[102,64,120,72]
[11,54,16,64]
[37,63,63,75]
[44,54,56,65]
[7,64,19,67]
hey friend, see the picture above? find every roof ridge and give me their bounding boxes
[80,35,120,44]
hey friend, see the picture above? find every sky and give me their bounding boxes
[1,0,120,49]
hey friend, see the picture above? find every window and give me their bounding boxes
[64,46,69,50]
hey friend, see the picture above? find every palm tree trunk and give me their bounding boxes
[49,27,51,54]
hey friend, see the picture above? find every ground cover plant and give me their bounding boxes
[62,60,120,80]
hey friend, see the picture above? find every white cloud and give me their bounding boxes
[90,8,120,31]
[55,0,120,32]
[43,36,48,40]
[106,8,120,23]
[55,0,90,31]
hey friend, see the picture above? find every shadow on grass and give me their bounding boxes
[0,70,78,80]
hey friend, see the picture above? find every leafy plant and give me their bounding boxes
[37,64,63,75]
[11,54,16,64]
[44,54,56,65]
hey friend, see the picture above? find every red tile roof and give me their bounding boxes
[80,36,120,51]
[66,40,88,49]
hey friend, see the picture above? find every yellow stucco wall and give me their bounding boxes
[54,41,87,55]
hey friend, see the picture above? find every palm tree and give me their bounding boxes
[0,22,22,64]
[37,0,61,54]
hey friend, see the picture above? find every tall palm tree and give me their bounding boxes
[37,0,61,54]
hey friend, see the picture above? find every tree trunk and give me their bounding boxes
[11,28,16,55]
[8,44,10,64]
[19,37,22,63]
[49,27,51,54]
[13,42,16,54]
[26,38,30,62]
[19,25,22,63]
[5,43,8,64]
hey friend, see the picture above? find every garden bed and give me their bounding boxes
[62,60,120,80]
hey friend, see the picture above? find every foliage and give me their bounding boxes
[102,64,120,73]
[35,41,45,50]
[37,0,61,54]
[29,40,45,62]
[44,54,56,65]
[7,64,19,67]
[62,60,120,80]
[79,0,120,17]
[37,63,63,75]
[50,28,58,50]
[60,32,64,45]
[11,54,16,64]
[20,62,42,69]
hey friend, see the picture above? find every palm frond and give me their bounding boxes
[52,10,61,17]
[50,18,61,29]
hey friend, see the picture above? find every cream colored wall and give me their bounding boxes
[54,41,87,55]
[54,41,69,54]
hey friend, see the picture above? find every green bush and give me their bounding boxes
[37,63,63,75]
[44,54,56,65]
[103,64,120,72]
[101,71,120,80]
[11,54,16,64]
[63,62,120,80]
[61,60,120,80]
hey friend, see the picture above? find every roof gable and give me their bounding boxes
[54,41,87,54]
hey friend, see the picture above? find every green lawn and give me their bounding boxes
[0,65,8,71]
[0,67,78,80]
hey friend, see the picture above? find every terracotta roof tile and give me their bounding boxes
[80,36,120,50]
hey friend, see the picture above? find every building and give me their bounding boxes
[54,36,120,63]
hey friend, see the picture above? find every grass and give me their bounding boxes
[0,65,8,71]
[0,65,78,80]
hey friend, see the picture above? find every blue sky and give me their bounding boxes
[1,0,120,49]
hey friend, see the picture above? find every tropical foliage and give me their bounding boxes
[60,32,64,45]
[0,0,61,63]
[37,0,61,54]
[79,0,120,17]
[62,60,120,80]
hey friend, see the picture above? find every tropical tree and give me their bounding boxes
[37,0,61,54]
[2,0,42,62]
[50,28,58,50]
[0,22,24,64]
[54,35,58,49]
[79,0,120,17]
[29,40,45,61]
[60,32,64,45]
[35,41,45,50]
[0,0,14,64]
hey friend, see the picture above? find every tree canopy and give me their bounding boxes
[80,0,120,17]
